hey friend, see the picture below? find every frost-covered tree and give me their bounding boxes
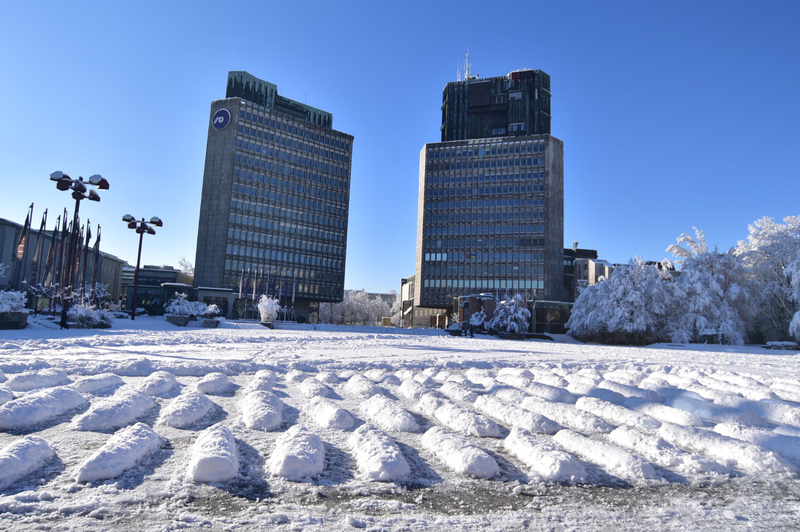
[488,294,531,334]
[178,257,195,277]
[666,229,756,345]
[257,295,281,323]
[786,250,800,341]
[469,309,487,328]
[735,216,800,341]
[567,257,680,345]
[319,290,394,325]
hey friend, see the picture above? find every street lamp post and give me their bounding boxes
[50,171,109,329]
[123,215,162,321]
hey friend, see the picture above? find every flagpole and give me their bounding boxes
[91,225,101,306]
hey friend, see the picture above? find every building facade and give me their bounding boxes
[414,69,565,311]
[194,72,354,322]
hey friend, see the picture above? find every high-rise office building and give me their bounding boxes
[194,72,353,321]
[414,69,565,311]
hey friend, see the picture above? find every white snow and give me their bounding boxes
[5,368,70,392]
[245,369,277,392]
[473,395,561,434]
[186,424,239,483]
[421,396,500,438]
[553,429,660,482]
[623,397,705,427]
[239,390,283,431]
[135,370,178,396]
[267,425,325,481]
[0,386,87,430]
[314,371,341,384]
[420,426,499,479]
[608,426,728,475]
[343,374,383,399]
[359,395,420,432]
[71,373,124,394]
[576,396,661,431]
[304,396,354,430]
[71,388,155,431]
[713,422,800,462]
[285,369,309,383]
[195,372,231,394]
[298,378,334,398]
[397,379,428,401]
[0,387,13,406]
[503,427,586,483]
[0,436,55,490]
[158,391,214,428]
[347,424,410,481]
[598,380,663,403]
[666,395,766,426]
[496,389,614,434]
[73,423,162,482]
[439,381,479,402]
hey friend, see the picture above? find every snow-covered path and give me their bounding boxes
[0,316,799,530]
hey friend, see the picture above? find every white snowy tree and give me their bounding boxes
[735,216,800,341]
[666,228,756,345]
[488,294,531,334]
[178,257,195,277]
[567,257,680,344]
[257,295,281,323]
[785,250,800,341]
[318,290,394,326]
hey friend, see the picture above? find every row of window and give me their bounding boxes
[425,251,545,262]
[236,139,349,178]
[236,155,348,191]
[238,125,349,161]
[232,176,346,207]
[231,183,345,219]
[423,279,545,290]
[426,222,545,238]
[225,248,342,270]
[428,210,543,224]
[228,201,344,239]
[429,143,545,160]
[425,265,544,278]
[427,184,545,200]
[429,158,545,172]
[426,197,544,211]
[225,263,341,285]
[424,235,547,251]
[238,110,349,152]
[228,226,340,245]
[428,172,545,185]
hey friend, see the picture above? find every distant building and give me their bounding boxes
[0,217,124,300]
[121,265,194,314]
[194,71,354,323]
[563,243,598,302]
[400,275,449,328]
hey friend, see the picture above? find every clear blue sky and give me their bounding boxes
[2,1,798,293]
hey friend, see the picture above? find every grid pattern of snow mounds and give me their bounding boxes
[1,360,799,506]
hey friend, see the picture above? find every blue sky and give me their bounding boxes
[2,1,798,293]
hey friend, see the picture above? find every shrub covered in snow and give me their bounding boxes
[257,295,281,323]
[786,249,800,341]
[488,294,530,334]
[469,309,486,327]
[67,302,115,328]
[0,290,28,315]
[164,293,218,318]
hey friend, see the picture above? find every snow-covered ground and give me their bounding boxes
[0,315,799,530]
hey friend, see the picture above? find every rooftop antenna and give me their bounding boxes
[465,49,472,80]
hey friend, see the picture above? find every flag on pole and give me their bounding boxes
[30,209,48,287]
[291,269,296,305]
[43,214,59,288]
[238,267,244,299]
[278,271,283,302]
[91,225,101,299]
[55,211,68,291]
[252,268,258,302]
[15,204,33,289]
[243,269,250,301]
[266,270,271,298]
[80,222,92,298]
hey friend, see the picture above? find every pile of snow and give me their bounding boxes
[240,390,283,431]
[267,425,325,481]
[0,436,55,490]
[257,295,281,323]
[71,373,124,394]
[285,369,309,383]
[186,424,239,483]
[298,378,333,398]
[0,387,87,430]
[72,388,155,431]
[245,370,277,392]
[343,374,383,399]
[195,372,231,395]
[397,379,428,401]
[158,392,214,428]
[657,422,797,475]
[440,381,479,403]
[426,397,500,438]
[495,389,613,434]
[420,426,499,479]
[0,387,14,406]
[714,423,800,462]
[348,424,410,481]
[575,396,661,431]
[624,397,704,427]
[315,371,341,384]
[504,427,586,483]
[474,395,561,434]
[598,380,663,403]
[666,395,765,426]
[608,426,728,475]
[74,423,162,482]
[5,369,70,392]
[359,395,420,433]
[135,371,178,396]
[304,397,353,430]
[553,429,660,482]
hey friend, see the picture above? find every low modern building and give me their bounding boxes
[121,265,194,314]
[194,71,354,322]
[563,243,599,302]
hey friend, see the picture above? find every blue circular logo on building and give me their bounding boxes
[212,108,231,130]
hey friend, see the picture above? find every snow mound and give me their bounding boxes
[696,375,778,402]
[246,370,277,392]
[359,395,420,433]
[497,390,613,434]
[315,371,340,384]
[135,371,178,396]
[195,372,231,395]
[0,436,55,490]
[343,374,383,399]
[498,368,535,380]
[608,426,728,476]
[348,424,410,481]
[770,381,800,403]
[526,382,577,404]
[412,373,436,387]
[598,380,663,403]
[74,423,162,482]
[566,381,626,405]
[504,427,586,483]
[576,396,661,431]
[440,381,478,402]
[72,388,156,431]
[657,422,797,476]
[746,401,800,428]
[363,368,387,382]
[624,397,704,427]
[0,387,13,406]
[158,392,214,428]
[240,390,283,431]
[299,378,334,398]
[0,386,87,430]
[267,425,325,481]
[474,395,561,434]
[420,426,499,479]
[285,369,309,384]
[5,369,70,392]
[71,373,124,394]
[602,369,648,387]
[398,379,428,401]
[0,370,5,382]
[532,371,570,388]
[553,429,660,482]
[425,397,500,438]
[186,424,239,483]
[714,423,800,462]
[666,395,766,426]
[304,397,354,430]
